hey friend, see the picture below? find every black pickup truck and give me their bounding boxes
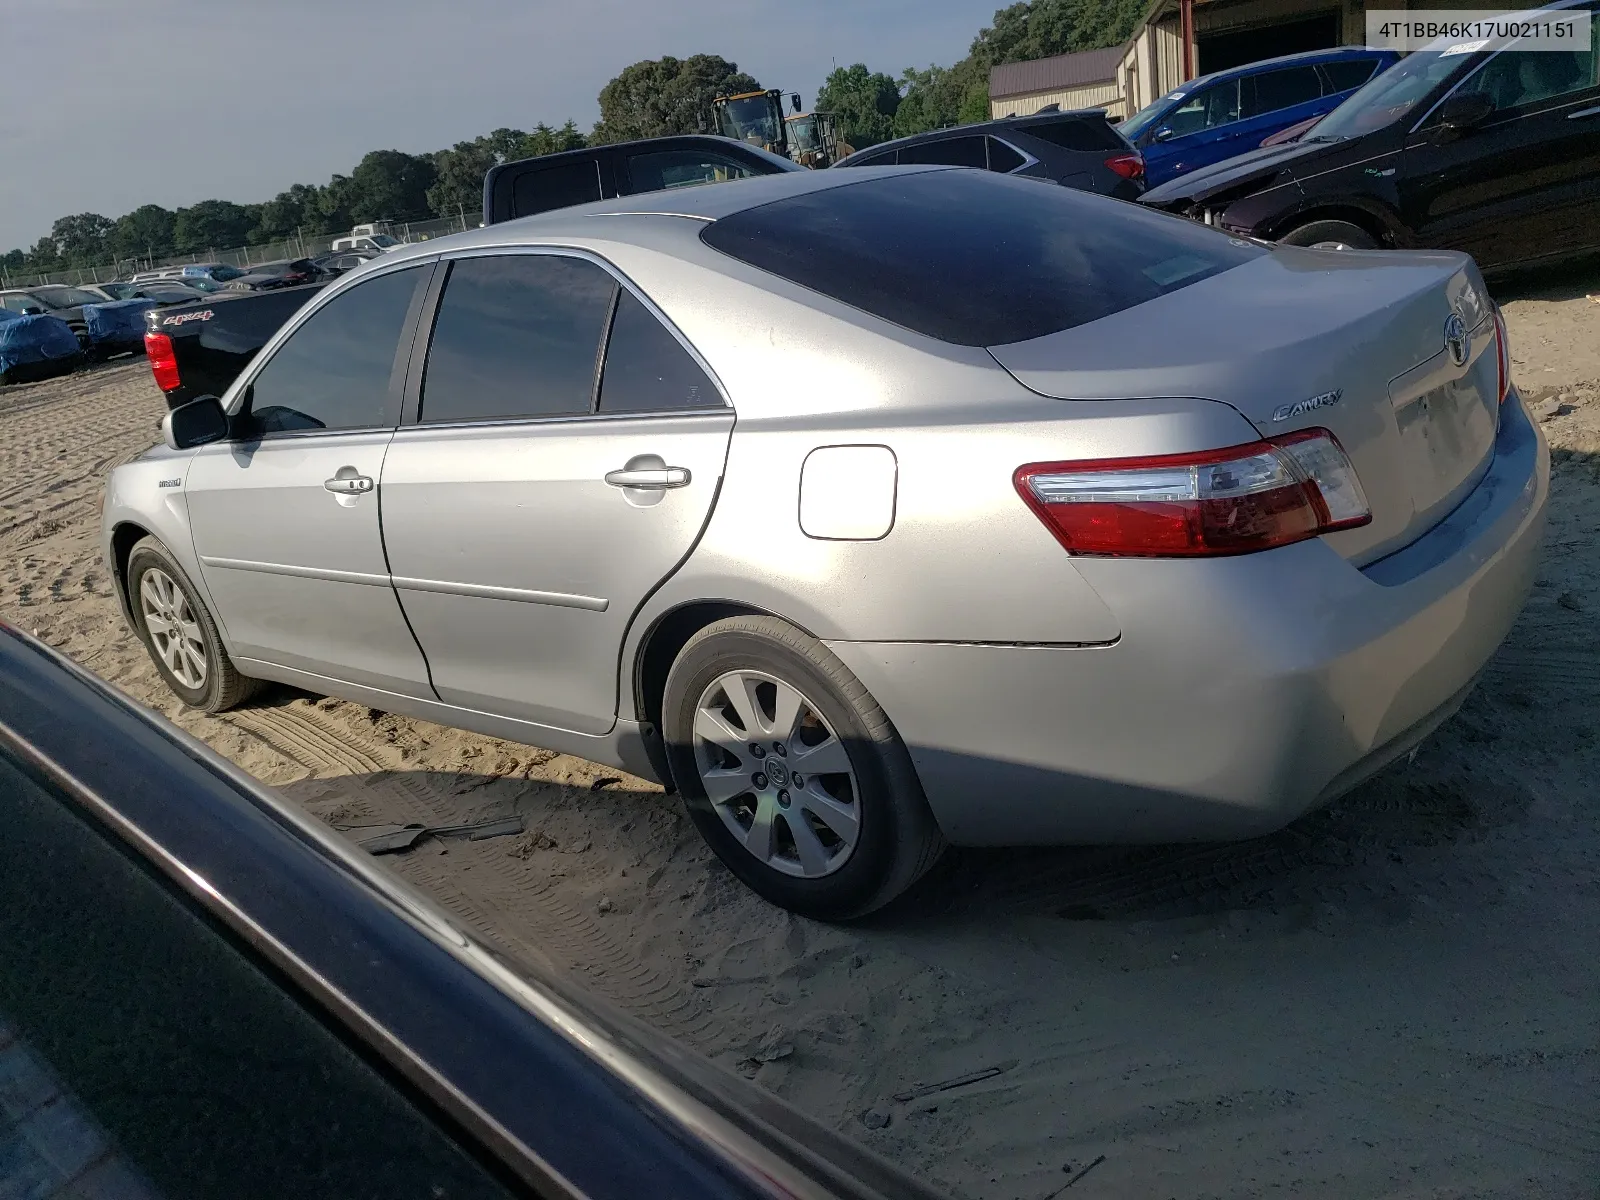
[142,136,799,409]
[142,283,324,409]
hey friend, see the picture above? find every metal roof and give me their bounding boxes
[989,45,1125,100]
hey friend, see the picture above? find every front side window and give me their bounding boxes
[1243,66,1322,117]
[897,135,988,168]
[0,750,516,1200]
[1455,20,1600,113]
[1,294,37,314]
[623,149,758,194]
[1163,79,1241,135]
[597,290,719,413]
[420,254,616,424]
[243,265,423,435]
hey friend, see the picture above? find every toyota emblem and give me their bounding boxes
[1443,312,1470,367]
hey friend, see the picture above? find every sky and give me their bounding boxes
[0,0,999,252]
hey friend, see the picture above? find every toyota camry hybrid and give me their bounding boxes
[102,166,1549,920]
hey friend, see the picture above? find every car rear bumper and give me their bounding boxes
[827,391,1549,846]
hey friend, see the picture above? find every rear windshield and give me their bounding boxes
[699,169,1263,346]
[1016,117,1126,152]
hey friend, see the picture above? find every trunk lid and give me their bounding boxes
[987,246,1500,566]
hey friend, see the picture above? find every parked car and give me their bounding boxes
[1139,5,1600,267]
[106,166,1547,919]
[143,283,326,408]
[0,285,103,349]
[0,622,946,1200]
[483,133,803,224]
[224,258,326,290]
[313,249,382,275]
[332,224,403,253]
[180,262,246,283]
[834,109,1146,199]
[84,280,209,305]
[1118,48,1399,187]
[0,311,84,384]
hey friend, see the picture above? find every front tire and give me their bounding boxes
[127,537,259,713]
[1278,219,1381,251]
[662,616,945,920]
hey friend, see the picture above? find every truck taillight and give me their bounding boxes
[145,332,179,392]
[1014,429,1371,557]
[1493,307,1511,405]
[1104,152,1144,180]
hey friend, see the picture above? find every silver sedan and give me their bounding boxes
[102,166,1549,919]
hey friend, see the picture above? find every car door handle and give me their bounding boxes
[324,475,375,495]
[604,466,690,490]
[1568,104,1600,121]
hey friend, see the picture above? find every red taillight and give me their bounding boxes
[1104,151,1144,180]
[145,332,180,392]
[1493,307,1511,405]
[1015,428,1371,558]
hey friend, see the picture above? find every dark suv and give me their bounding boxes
[833,111,1145,200]
[1139,0,1600,272]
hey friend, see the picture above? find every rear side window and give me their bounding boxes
[623,149,758,194]
[510,160,603,218]
[985,137,1027,172]
[897,135,987,168]
[1243,66,1323,117]
[1320,58,1381,92]
[420,254,616,424]
[1016,117,1124,151]
[245,266,423,435]
[597,291,720,413]
[700,170,1263,347]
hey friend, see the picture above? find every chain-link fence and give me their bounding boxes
[0,214,480,290]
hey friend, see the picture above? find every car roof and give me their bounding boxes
[1178,46,1394,90]
[835,111,1113,163]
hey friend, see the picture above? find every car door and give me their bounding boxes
[1140,78,1241,183]
[184,262,437,695]
[379,250,733,735]
[1234,64,1325,156]
[1401,11,1600,265]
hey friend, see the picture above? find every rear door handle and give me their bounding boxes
[604,466,691,490]
[324,475,374,495]
[1567,104,1600,121]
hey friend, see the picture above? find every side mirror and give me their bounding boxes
[20,305,44,316]
[1152,126,1177,144]
[162,395,229,451]
[1436,93,1493,139]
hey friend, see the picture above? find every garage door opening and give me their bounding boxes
[1198,12,1341,74]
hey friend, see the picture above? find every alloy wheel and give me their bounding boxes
[139,567,208,690]
[691,669,861,879]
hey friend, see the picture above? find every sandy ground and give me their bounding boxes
[2,269,1598,1200]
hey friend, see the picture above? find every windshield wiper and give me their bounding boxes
[1304,134,1348,143]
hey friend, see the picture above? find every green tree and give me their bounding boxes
[50,213,116,265]
[251,184,322,243]
[815,64,901,148]
[2,248,26,276]
[316,175,356,233]
[172,200,257,255]
[516,120,587,159]
[594,54,759,143]
[113,205,176,261]
[893,63,984,137]
[346,150,438,224]
[427,140,499,219]
[25,236,62,272]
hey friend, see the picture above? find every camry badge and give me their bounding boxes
[1272,388,1343,423]
[1444,312,1470,367]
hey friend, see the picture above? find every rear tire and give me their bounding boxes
[127,537,260,713]
[662,616,945,920]
[1278,219,1381,251]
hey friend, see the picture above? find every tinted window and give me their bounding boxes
[897,135,987,167]
[1456,24,1600,114]
[510,160,603,218]
[700,170,1263,346]
[842,148,897,167]
[1321,58,1381,92]
[421,254,616,423]
[0,294,35,314]
[623,149,758,194]
[1017,117,1124,151]
[986,137,1026,172]
[597,291,719,413]
[1244,66,1322,117]
[1163,79,1241,134]
[245,266,421,435]
[0,752,516,1200]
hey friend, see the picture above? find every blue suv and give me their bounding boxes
[1119,47,1400,187]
